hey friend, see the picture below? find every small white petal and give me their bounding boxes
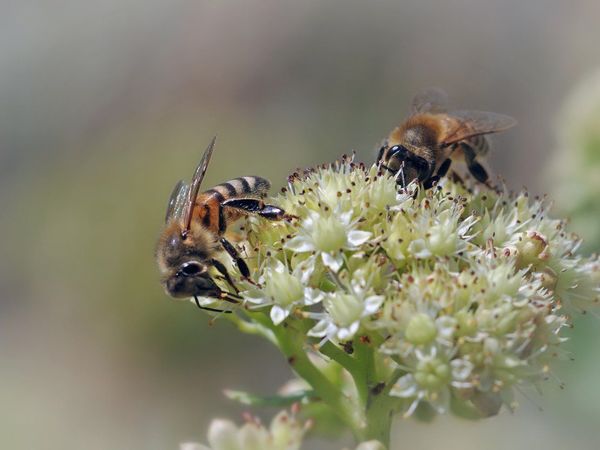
[295,257,316,283]
[322,252,343,272]
[270,411,305,450]
[429,387,450,414]
[304,211,319,228]
[207,419,241,450]
[339,210,353,225]
[403,397,422,417]
[436,316,457,341]
[285,236,315,252]
[363,296,384,315]
[304,288,324,305]
[180,443,210,450]
[451,359,474,380]
[308,319,330,337]
[451,381,473,389]
[355,440,387,450]
[457,215,478,236]
[238,423,269,450]
[242,288,270,305]
[194,296,218,307]
[390,374,419,398]
[270,305,290,325]
[408,239,432,258]
[272,259,286,273]
[347,230,372,247]
[337,321,360,340]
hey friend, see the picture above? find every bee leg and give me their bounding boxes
[423,176,438,190]
[449,170,465,185]
[222,198,289,221]
[467,160,489,184]
[220,237,251,278]
[463,145,490,185]
[193,296,233,313]
[437,158,452,178]
[211,258,240,293]
[425,158,452,188]
[423,158,452,189]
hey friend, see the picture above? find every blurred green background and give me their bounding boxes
[1,1,600,449]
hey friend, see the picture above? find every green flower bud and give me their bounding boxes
[455,310,478,337]
[415,358,451,390]
[405,313,438,345]
[515,231,548,268]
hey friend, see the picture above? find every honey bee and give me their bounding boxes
[156,136,287,312]
[377,88,516,188]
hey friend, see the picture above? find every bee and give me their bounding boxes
[377,88,516,188]
[156,136,287,312]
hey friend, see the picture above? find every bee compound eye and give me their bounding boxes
[180,262,202,277]
[390,145,409,158]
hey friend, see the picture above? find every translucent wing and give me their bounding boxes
[411,87,449,114]
[164,180,189,223]
[441,110,517,147]
[182,136,217,234]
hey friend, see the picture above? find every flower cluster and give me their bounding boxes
[196,155,599,446]
[180,409,309,450]
[180,408,384,450]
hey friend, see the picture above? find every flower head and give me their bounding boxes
[244,258,323,325]
[221,155,599,420]
[184,410,309,450]
[285,210,371,271]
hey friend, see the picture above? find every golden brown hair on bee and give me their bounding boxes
[377,88,516,188]
[156,137,288,308]
[192,176,271,235]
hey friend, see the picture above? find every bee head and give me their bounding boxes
[163,260,223,298]
[156,222,221,299]
[383,145,432,186]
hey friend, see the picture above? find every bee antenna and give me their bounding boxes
[397,162,407,188]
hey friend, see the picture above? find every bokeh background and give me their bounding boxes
[2,1,600,449]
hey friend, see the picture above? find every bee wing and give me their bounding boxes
[164,180,190,223]
[440,110,517,146]
[411,87,449,114]
[182,136,217,233]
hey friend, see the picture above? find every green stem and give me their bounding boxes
[363,396,394,448]
[351,341,371,412]
[249,312,362,432]
[236,309,398,448]
[361,369,405,448]
[320,341,358,373]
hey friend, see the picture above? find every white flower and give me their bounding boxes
[308,289,383,342]
[285,211,371,271]
[244,259,324,325]
[186,410,309,450]
[231,154,600,424]
[342,441,387,450]
[390,346,474,416]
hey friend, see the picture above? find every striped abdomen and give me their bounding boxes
[192,176,271,234]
